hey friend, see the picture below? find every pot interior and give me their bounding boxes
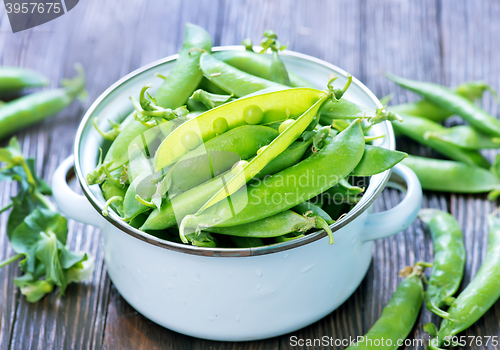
[74,46,394,256]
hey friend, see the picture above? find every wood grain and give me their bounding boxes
[0,0,499,349]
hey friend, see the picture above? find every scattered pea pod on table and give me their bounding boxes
[388,81,497,123]
[392,113,490,168]
[419,209,466,319]
[388,73,500,137]
[0,65,86,140]
[0,67,49,92]
[403,155,500,193]
[345,267,424,350]
[427,213,500,350]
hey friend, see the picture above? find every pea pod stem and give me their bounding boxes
[102,196,123,217]
[0,253,23,268]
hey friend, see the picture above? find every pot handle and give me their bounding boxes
[52,156,104,228]
[361,163,422,242]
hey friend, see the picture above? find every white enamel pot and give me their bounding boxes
[52,46,422,341]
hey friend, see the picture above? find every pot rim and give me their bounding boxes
[74,45,394,257]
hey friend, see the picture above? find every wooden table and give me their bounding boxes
[1,0,499,349]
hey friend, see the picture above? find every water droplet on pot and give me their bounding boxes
[235,314,241,322]
[255,284,261,290]
[255,269,263,277]
[301,263,316,273]
[283,253,289,259]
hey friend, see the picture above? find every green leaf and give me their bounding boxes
[10,221,41,273]
[65,256,95,284]
[423,322,438,337]
[10,209,68,273]
[36,231,67,294]
[58,243,86,269]
[14,274,54,303]
[7,195,38,239]
[0,137,23,167]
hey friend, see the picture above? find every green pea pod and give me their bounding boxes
[0,65,85,140]
[433,214,500,347]
[388,73,500,137]
[154,87,323,170]
[389,81,496,123]
[205,210,315,238]
[320,99,381,122]
[0,67,49,91]
[122,171,157,220]
[270,51,291,86]
[180,120,365,241]
[212,50,313,88]
[154,23,212,108]
[255,140,311,178]
[425,125,500,150]
[198,92,332,212]
[392,113,490,168]
[93,24,212,175]
[169,125,279,193]
[101,123,161,174]
[141,140,312,231]
[351,145,407,176]
[402,155,500,193]
[345,274,423,350]
[419,209,466,319]
[201,52,283,97]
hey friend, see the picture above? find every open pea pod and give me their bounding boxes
[197,92,332,212]
[154,87,323,171]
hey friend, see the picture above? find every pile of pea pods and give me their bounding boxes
[0,64,86,140]
[385,73,500,199]
[86,23,406,248]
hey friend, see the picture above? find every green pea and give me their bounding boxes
[278,119,295,133]
[181,130,201,150]
[231,160,248,175]
[243,104,264,124]
[213,117,228,134]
